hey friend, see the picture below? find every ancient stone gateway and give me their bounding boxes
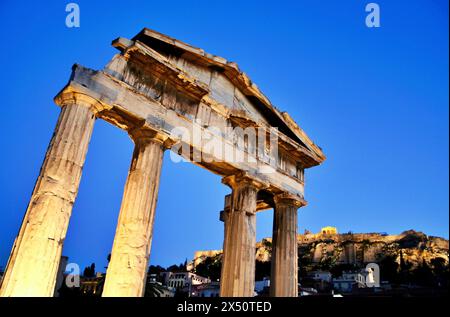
[0,28,325,297]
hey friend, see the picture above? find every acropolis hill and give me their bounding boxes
[190,228,449,270]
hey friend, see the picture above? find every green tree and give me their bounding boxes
[398,250,413,284]
[167,263,184,272]
[379,254,400,284]
[430,257,449,288]
[411,259,434,287]
[148,265,166,275]
[194,255,222,281]
[330,263,358,278]
[83,263,95,278]
[255,260,271,281]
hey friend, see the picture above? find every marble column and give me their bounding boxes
[102,129,170,297]
[0,94,98,297]
[270,193,306,297]
[220,173,265,297]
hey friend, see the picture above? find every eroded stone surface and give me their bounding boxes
[102,132,165,297]
[0,101,96,296]
[1,28,325,297]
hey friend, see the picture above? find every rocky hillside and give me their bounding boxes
[190,230,448,287]
[260,230,448,268]
[193,230,448,269]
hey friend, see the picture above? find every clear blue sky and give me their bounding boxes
[0,0,448,271]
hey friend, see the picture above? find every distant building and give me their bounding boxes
[80,272,105,296]
[161,272,210,289]
[191,281,220,297]
[321,226,338,235]
[308,270,332,283]
[299,287,318,296]
[255,277,270,293]
[145,273,161,285]
[333,270,369,293]
[145,275,175,298]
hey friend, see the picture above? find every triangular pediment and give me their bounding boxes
[111,28,325,166]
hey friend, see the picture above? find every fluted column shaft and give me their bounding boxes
[220,174,263,297]
[102,131,165,297]
[270,194,305,297]
[0,100,96,297]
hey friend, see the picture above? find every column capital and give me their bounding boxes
[54,90,111,115]
[274,193,307,208]
[128,127,176,149]
[221,172,268,191]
